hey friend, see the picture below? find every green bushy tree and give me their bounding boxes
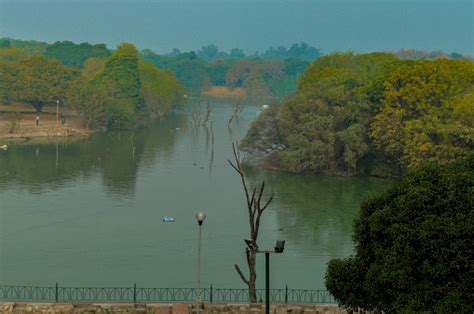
[45,40,111,68]
[94,43,144,129]
[277,52,398,174]
[371,59,474,169]
[0,56,79,112]
[325,155,474,312]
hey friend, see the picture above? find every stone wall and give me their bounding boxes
[0,302,355,313]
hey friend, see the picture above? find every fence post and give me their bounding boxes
[285,285,288,304]
[55,283,58,303]
[210,284,213,303]
[133,283,137,303]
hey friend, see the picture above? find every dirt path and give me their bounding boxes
[0,103,94,141]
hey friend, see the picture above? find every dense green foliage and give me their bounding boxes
[139,62,186,116]
[278,52,399,174]
[394,48,474,61]
[141,44,313,97]
[194,42,321,62]
[142,50,211,92]
[0,56,79,112]
[93,43,144,129]
[260,42,322,61]
[325,156,474,312]
[0,38,49,55]
[371,59,474,168]
[45,41,111,68]
[243,53,474,176]
[0,42,186,129]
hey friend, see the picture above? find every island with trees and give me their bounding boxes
[242,52,473,177]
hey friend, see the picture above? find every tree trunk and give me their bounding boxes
[32,102,43,113]
[229,143,273,305]
[248,251,257,303]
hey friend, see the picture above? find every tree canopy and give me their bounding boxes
[0,56,79,112]
[45,40,111,68]
[0,42,187,129]
[139,61,186,116]
[325,155,474,312]
[243,53,474,176]
[371,59,474,169]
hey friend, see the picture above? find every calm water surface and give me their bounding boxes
[0,101,388,289]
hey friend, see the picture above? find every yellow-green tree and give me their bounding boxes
[278,52,398,174]
[94,43,144,129]
[0,46,29,61]
[370,59,474,168]
[66,76,109,128]
[0,56,78,112]
[139,61,186,116]
[0,60,22,103]
[81,57,108,80]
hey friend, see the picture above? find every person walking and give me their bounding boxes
[35,115,39,126]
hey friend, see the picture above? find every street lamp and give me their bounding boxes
[56,100,60,125]
[195,211,206,314]
[245,239,285,314]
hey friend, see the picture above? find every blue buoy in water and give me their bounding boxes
[162,216,175,222]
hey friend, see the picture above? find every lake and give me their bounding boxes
[0,100,387,290]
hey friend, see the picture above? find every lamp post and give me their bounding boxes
[195,211,206,314]
[56,100,59,125]
[247,240,285,314]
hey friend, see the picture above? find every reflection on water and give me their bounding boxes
[0,100,388,289]
[0,115,187,196]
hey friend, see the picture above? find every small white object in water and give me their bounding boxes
[0,144,7,150]
[175,128,180,131]
[162,216,175,222]
[261,105,269,110]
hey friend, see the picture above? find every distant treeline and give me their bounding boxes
[1,37,472,134]
[0,38,323,98]
[243,52,474,177]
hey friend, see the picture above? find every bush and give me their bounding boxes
[325,155,474,312]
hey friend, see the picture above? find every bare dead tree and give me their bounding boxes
[227,142,274,303]
[192,100,203,127]
[202,99,212,126]
[227,97,243,129]
[208,121,215,177]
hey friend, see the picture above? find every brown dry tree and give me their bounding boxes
[202,99,212,126]
[227,142,273,303]
[227,97,243,129]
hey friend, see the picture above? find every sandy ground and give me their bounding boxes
[0,103,93,141]
[201,86,245,98]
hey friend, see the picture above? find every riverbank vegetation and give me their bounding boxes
[0,38,321,100]
[141,43,319,98]
[242,52,474,177]
[0,40,186,130]
[325,155,474,312]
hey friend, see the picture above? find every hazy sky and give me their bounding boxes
[0,0,472,54]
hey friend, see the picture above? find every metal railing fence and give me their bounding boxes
[0,284,336,304]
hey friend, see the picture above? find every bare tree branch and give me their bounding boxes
[234,264,249,285]
[257,181,265,208]
[261,194,274,212]
[229,141,273,303]
[202,99,212,126]
[227,160,242,175]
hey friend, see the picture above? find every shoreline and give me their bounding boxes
[0,125,95,143]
